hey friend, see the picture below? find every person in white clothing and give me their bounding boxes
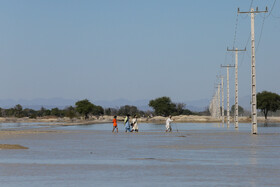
[165,115,173,132]
[132,115,139,132]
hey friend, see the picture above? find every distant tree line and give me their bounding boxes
[0,105,79,119]
[9,92,280,119]
[0,99,152,119]
[0,97,199,119]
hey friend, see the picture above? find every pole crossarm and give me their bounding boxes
[227,47,246,52]
[238,7,268,14]
[221,65,235,68]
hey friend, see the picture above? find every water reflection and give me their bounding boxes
[258,123,280,127]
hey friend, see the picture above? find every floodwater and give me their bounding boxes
[0,122,61,130]
[1,122,280,187]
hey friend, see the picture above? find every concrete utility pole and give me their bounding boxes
[214,91,218,118]
[210,94,217,118]
[238,7,268,134]
[221,64,235,127]
[217,84,221,119]
[215,85,221,119]
[220,76,224,124]
[227,47,246,128]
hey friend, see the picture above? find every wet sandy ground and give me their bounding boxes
[0,124,280,187]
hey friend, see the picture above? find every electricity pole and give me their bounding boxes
[220,76,224,124]
[211,93,217,118]
[227,47,246,128]
[215,84,221,119]
[217,83,221,119]
[221,64,235,127]
[238,7,268,134]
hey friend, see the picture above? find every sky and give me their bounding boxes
[0,0,279,103]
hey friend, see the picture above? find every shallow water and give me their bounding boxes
[1,123,280,187]
[0,122,59,130]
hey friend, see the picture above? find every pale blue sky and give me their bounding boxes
[0,0,279,103]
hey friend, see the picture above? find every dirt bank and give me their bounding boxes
[0,144,28,149]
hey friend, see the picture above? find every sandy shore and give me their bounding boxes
[0,144,28,149]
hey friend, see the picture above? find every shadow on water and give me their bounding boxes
[258,123,280,127]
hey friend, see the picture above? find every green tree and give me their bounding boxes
[105,108,112,115]
[230,105,245,116]
[37,107,51,117]
[257,91,280,119]
[51,107,63,117]
[65,106,76,119]
[92,105,104,116]
[5,108,15,117]
[118,105,138,116]
[22,108,37,119]
[75,99,95,119]
[182,109,194,115]
[149,97,176,116]
[14,104,23,118]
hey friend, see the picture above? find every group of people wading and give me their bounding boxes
[112,115,173,133]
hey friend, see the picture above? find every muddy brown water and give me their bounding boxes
[0,123,280,186]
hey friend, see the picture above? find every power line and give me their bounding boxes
[240,0,254,19]
[249,0,254,10]
[266,0,277,18]
[233,12,239,48]
[239,33,251,68]
[256,14,266,52]
[224,51,230,65]
[270,0,280,18]
[239,51,246,68]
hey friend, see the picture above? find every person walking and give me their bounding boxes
[124,114,131,132]
[132,115,139,132]
[112,116,118,133]
[165,115,173,132]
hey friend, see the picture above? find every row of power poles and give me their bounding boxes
[210,7,268,135]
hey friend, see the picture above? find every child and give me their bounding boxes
[112,116,118,133]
